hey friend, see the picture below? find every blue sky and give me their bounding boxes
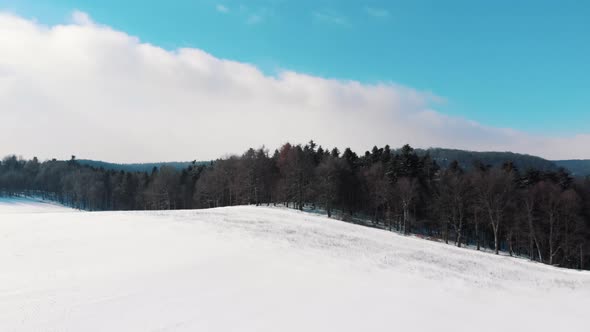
[0,0,589,161]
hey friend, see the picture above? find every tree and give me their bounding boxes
[474,167,515,254]
[147,166,179,209]
[435,163,472,247]
[315,156,348,217]
[537,181,563,265]
[519,184,543,262]
[394,177,418,234]
[363,162,390,225]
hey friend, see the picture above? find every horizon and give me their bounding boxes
[4,144,588,164]
[1,1,589,162]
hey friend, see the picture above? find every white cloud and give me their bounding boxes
[246,14,262,25]
[312,10,348,26]
[0,11,588,162]
[216,4,229,14]
[71,10,93,25]
[242,6,272,25]
[365,7,390,18]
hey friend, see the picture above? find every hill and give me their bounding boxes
[76,159,208,172]
[554,159,590,177]
[413,148,558,171]
[412,148,590,177]
[78,149,589,178]
[1,198,588,331]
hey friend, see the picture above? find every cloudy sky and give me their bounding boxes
[0,0,589,162]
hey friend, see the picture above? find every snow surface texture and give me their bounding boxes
[0,198,589,332]
[0,196,74,214]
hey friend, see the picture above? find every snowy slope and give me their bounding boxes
[0,198,588,332]
[0,196,74,214]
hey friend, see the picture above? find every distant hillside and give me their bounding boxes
[77,150,589,177]
[77,159,208,173]
[412,148,559,172]
[553,160,590,177]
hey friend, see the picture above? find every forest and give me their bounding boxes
[1,141,589,270]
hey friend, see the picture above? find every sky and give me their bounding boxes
[0,0,588,162]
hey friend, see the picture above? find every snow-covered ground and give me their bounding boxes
[0,196,74,214]
[0,198,588,332]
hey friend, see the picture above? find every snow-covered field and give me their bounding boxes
[0,196,74,214]
[0,198,588,332]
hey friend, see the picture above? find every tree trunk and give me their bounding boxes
[493,224,499,255]
[535,237,543,264]
[529,235,534,261]
[549,215,554,265]
[455,214,463,248]
[487,207,500,255]
[580,244,584,270]
[475,217,480,251]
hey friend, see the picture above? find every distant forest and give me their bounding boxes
[76,159,203,173]
[1,142,589,270]
[553,159,590,177]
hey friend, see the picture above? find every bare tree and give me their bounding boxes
[363,162,390,224]
[520,185,543,262]
[537,181,562,265]
[436,167,472,247]
[394,177,418,235]
[559,188,581,266]
[475,168,515,255]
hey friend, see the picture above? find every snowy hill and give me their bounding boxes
[0,196,75,214]
[0,198,588,331]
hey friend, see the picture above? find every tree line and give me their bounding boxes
[1,141,589,270]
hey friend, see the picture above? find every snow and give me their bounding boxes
[0,196,74,214]
[0,198,588,332]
